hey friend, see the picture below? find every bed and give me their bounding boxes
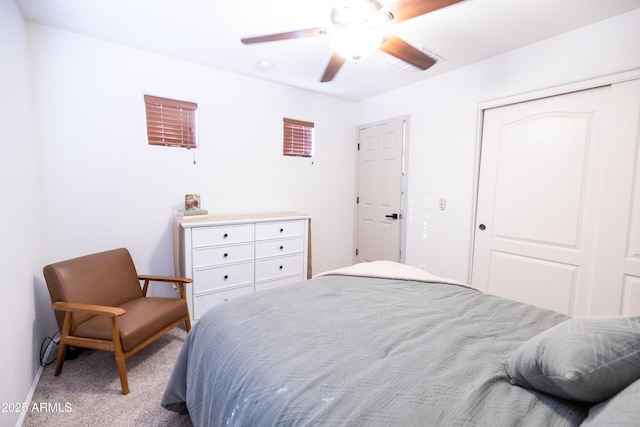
[162,261,640,426]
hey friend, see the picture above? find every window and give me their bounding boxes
[283,118,314,158]
[144,95,197,149]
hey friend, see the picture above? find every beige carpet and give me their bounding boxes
[23,328,192,427]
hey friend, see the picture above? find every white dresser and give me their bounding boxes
[177,212,311,322]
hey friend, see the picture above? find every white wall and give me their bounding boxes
[356,9,640,283]
[29,24,357,279]
[0,2,47,427]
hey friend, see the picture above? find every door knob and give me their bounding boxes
[479,224,486,231]
[385,213,399,220]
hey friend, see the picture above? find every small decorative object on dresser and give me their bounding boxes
[175,212,311,323]
[178,194,208,219]
[184,194,200,210]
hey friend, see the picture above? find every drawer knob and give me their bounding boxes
[280,228,284,233]
[223,253,228,258]
[279,245,284,250]
[223,233,228,238]
[224,274,229,280]
[279,265,283,270]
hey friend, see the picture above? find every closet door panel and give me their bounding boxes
[621,80,640,315]
[591,79,640,315]
[622,275,640,315]
[492,114,590,248]
[487,251,577,315]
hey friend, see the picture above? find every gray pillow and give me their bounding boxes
[505,316,640,402]
[581,378,640,426]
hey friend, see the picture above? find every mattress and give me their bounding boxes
[162,268,591,426]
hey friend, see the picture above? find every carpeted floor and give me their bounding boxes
[23,328,193,427]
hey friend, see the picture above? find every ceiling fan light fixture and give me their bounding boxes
[331,0,380,28]
[331,24,384,62]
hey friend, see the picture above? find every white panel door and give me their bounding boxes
[472,86,610,315]
[590,79,640,315]
[356,119,405,263]
[472,79,640,316]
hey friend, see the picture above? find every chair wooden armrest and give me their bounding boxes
[51,301,126,317]
[137,274,192,284]
[137,274,191,298]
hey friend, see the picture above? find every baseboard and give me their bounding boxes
[16,339,56,427]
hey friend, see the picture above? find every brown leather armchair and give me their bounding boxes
[43,248,191,395]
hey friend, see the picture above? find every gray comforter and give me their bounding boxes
[162,274,591,426]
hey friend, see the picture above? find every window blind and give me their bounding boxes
[283,118,314,158]
[144,95,197,149]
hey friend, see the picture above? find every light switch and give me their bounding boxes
[439,198,446,211]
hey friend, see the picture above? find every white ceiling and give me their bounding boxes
[15,0,640,101]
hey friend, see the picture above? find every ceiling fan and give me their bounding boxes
[241,0,463,82]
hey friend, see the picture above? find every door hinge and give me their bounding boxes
[355,248,359,256]
[356,196,359,204]
[357,142,360,151]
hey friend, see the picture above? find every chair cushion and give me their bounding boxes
[73,297,189,353]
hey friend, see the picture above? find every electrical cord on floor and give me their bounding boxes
[39,331,85,366]
[39,331,60,367]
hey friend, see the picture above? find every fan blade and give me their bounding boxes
[384,0,463,23]
[320,52,346,82]
[241,27,327,44]
[379,34,436,70]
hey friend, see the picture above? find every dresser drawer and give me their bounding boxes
[193,285,253,319]
[255,220,305,241]
[192,224,254,247]
[255,275,302,292]
[194,261,254,293]
[255,237,304,259]
[192,243,254,268]
[255,253,304,282]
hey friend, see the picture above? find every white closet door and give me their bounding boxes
[590,79,640,315]
[472,86,610,315]
[472,79,640,316]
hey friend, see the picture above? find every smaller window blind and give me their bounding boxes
[283,118,314,158]
[144,95,197,149]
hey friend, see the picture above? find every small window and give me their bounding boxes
[283,118,314,158]
[144,95,197,149]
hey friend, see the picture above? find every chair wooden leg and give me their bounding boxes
[54,341,67,376]
[113,350,129,395]
[110,317,129,395]
[55,311,73,376]
[185,316,191,333]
